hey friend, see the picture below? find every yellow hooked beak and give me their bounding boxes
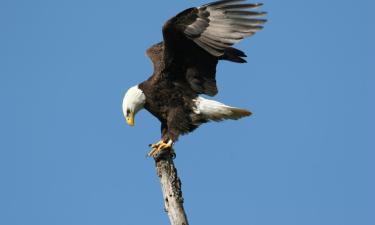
[126,111,135,126]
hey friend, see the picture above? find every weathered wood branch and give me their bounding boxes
[154,149,189,225]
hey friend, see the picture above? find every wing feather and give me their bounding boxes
[161,0,266,96]
[215,3,263,10]
[201,0,246,7]
[183,1,266,56]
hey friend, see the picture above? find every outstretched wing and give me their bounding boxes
[161,0,266,96]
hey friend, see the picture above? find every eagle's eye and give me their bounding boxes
[126,109,130,115]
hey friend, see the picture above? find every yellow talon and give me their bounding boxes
[148,140,173,157]
[150,140,163,149]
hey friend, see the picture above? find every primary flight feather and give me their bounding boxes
[122,0,266,156]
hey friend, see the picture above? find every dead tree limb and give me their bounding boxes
[154,149,189,225]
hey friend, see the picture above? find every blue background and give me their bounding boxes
[1,0,374,225]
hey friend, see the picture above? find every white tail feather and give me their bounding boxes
[193,97,252,121]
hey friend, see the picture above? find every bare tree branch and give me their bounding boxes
[154,150,189,225]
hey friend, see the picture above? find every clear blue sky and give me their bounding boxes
[1,0,374,225]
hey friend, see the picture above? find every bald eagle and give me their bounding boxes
[123,0,266,157]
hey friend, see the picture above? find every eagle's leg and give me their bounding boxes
[148,139,173,157]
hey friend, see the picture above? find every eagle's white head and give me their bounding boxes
[122,85,146,126]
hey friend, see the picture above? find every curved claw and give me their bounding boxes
[149,140,163,149]
[148,139,173,157]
